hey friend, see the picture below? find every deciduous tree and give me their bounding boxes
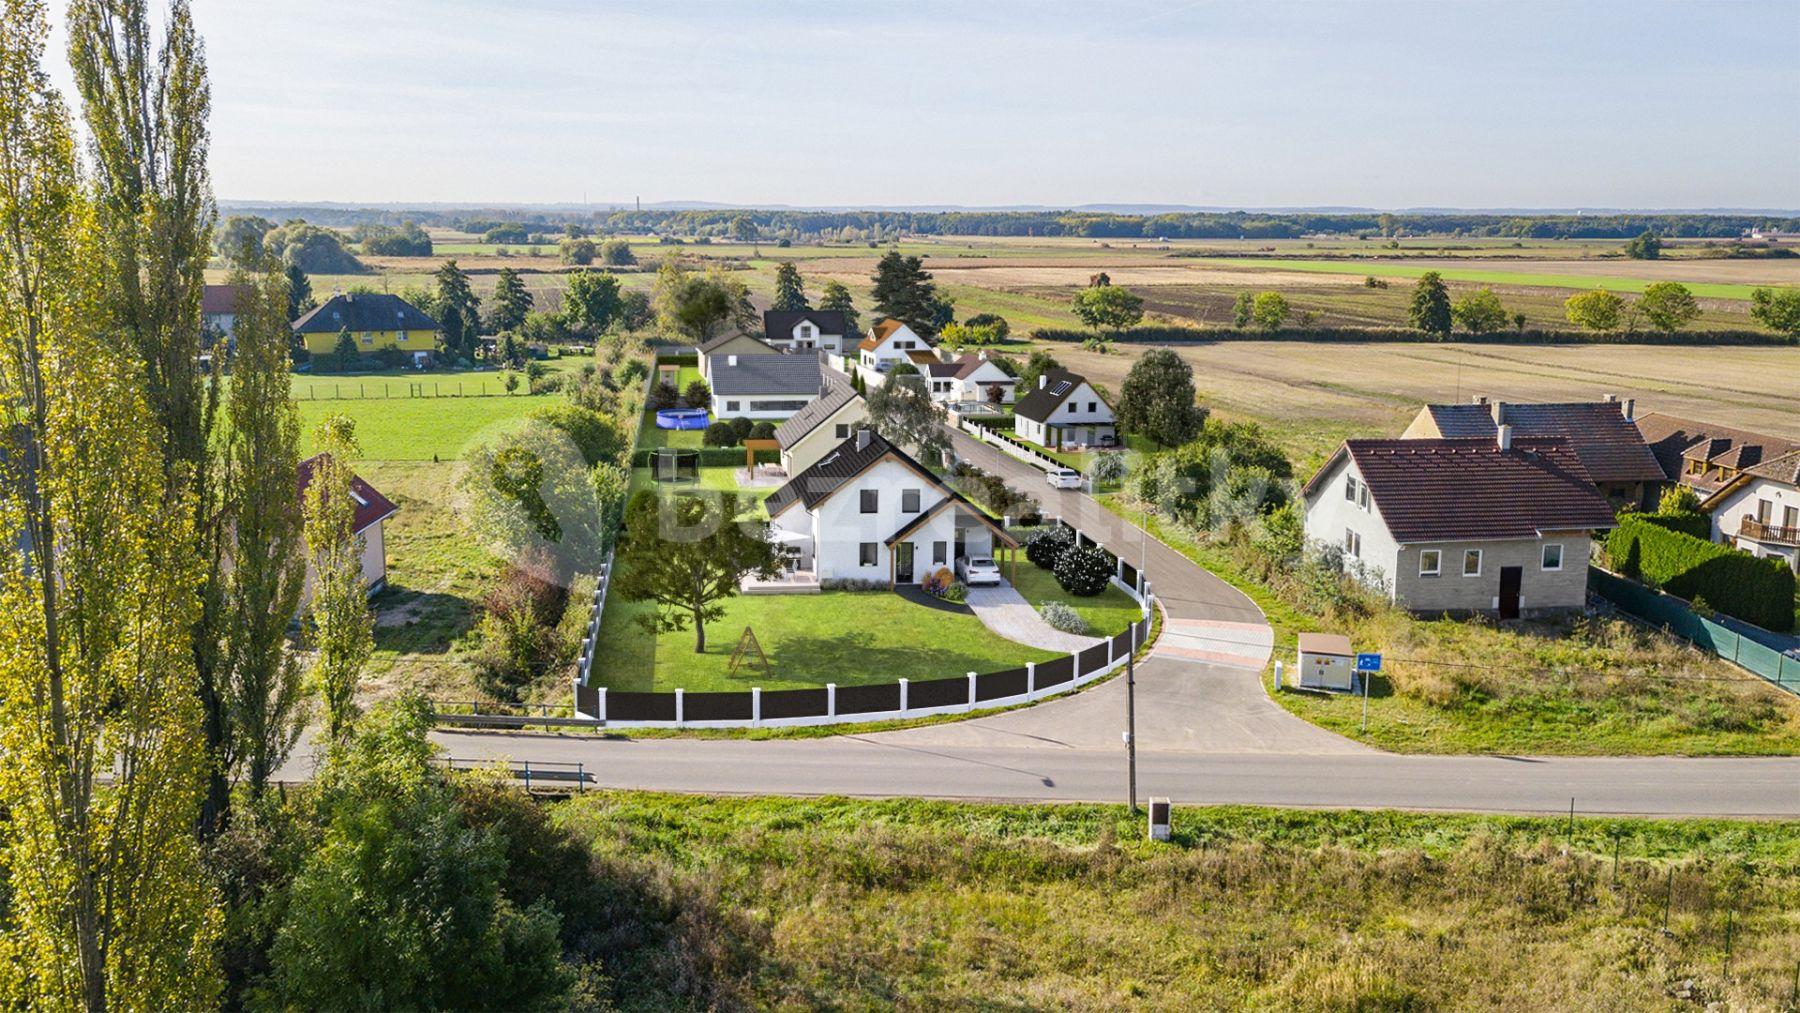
[652,258,756,342]
[1018,348,1062,392]
[562,269,621,337]
[1564,288,1625,331]
[1071,283,1145,335]
[1639,282,1699,332]
[1749,286,1800,338]
[303,416,374,743]
[1232,291,1255,328]
[613,491,780,652]
[1624,230,1662,260]
[1251,291,1289,330]
[866,370,950,463]
[1115,348,1207,447]
[1408,272,1453,336]
[1451,287,1508,334]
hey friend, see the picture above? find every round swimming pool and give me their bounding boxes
[655,407,710,431]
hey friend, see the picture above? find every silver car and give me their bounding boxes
[957,556,1002,586]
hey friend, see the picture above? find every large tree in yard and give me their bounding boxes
[434,259,481,361]
[1115,348,1207,447]
[818,279,860,332]
[866,369,950,463]
[614,491,781,652]
[487,266,532,333]
[870,250,952,337]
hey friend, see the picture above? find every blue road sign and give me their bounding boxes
[1355,652,1383,672]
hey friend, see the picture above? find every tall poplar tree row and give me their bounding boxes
[0,1,221,1007]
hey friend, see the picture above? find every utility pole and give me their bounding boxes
[1126,621,1138,814]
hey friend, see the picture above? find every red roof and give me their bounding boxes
[1306,437,1617,543]
[296,454,396,534]
[1419,401,1664,485]
[202,284,252,315]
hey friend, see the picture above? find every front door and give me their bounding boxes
[895,542,915,584]
[1498,566,1522,620]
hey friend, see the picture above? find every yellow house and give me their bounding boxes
[292,291,442,364]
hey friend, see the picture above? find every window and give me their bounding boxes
[932,541,947,565]
[1756,499,1773,523]
[859,543,878,567]
[1087,401,1097,413]
[860,489,878,513]
[1541,543,1564,571]
[1418,549,1441,576]
[1344,529,1361,558]
[1345,476,1358,502]
[835,423,850,439]
[1357,484,1370,511]
[361,333,374,345]
[1785,505,1798,529]
[725,400,739,412]
[901,489,920,513]
[800,324,814,338]
[1462,549,1483,576]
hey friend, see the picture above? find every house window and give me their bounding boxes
[1357,484,1370,511]
[933,541,947,565]
[1344,529,1361,558]
[725,401,739,412]
[361,333,374,345]
[1088,401,1097,413]
[1785,505,1798,529]
[1462,549,1482,576]
[1756,499,1773,523]
[835,423,850,439]
[860,490,878,513]
[1541,543,1564,571]
[1419,549,1441,577]
[800,324,814,338]
[859,543,878,567]
[901,489,920,513]
[1345,477,1358,502]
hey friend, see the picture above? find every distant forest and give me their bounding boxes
[225,204,1800,242]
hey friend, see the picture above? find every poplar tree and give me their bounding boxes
[304,415,374,743]
[0,5,220,1005]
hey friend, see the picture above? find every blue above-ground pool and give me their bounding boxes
[655,407,710,431]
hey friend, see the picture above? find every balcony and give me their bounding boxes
[1740,516,1800,546]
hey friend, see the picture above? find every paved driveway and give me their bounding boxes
[962,583,1101,654]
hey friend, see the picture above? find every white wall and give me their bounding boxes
[808,457,949,581]
[1303,455,1401,595]
[711,393,813,420]
[359,521,387,590]
[1711,477,1800,570]
[780,400,870,475]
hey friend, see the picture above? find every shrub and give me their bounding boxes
[645,380,679,411]
[1025,526,1074,570]
[702,421,737,447]
[1605,515,1794,631]
[1038,601,1090,635]
[728,416,755,443]
[681,379,711,409]
[749,420,776,441]
[1053,545,1114,597]
[527,403,625,467]
[941,581,968,605]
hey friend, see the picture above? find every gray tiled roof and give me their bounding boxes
[1422,402,1665,485]
[763,309,849,340]
[292,292,440,334]
[772,375,860,450]
[708,353,822,396]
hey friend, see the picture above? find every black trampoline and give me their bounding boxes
[651,447,699,483]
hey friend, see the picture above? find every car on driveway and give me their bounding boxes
[1046,467,1081,489]
[957,556,1002,586]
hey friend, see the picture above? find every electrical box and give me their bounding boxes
[1296,633,1356,692]
[1147,797,1171,841]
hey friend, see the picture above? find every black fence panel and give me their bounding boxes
[684,691,753,722]
[836,682,901,715]
[1119,561,1138,591]
[608,691,677,722]
[1036,654,1074,687]
[574,683,600,717]
[909,675,971,710]
[1078,643,1112,677]
[1137,616,1152,643]
[977,667,1029,701]
[760,687,829,720]
[1112,629,1134,661]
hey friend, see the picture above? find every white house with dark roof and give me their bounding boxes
[764,430,1018,588]
[922,352,1016,406]
[1301,429,1617,618]
[1013,369,1115,449]
[696,332,778,380]
[763,309,850,353]
[1699,449,1800,571]
[707,353,822,420]
[771,373,868,476]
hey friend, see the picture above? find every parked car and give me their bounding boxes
[957,556,1002,586]
[1046,467,1082,489]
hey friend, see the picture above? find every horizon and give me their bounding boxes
[46,0,1800,210]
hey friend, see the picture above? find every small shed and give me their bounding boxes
[1296,633,1355,692]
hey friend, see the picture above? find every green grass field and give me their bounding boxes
[297,391,558,459]
[1206,257,1769,300]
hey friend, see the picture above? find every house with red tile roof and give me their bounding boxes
[297,454,398,595]
[1634,411,1800,499]
[1301,429,1617,618]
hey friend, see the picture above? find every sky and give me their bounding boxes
[45,0,1800,209]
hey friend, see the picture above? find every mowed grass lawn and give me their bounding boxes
[590,590,1061,693]
[1009,563,1141,638]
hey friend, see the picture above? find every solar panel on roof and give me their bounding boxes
[1051,380,1073,395]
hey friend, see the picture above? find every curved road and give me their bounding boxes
[416,425,1800,818]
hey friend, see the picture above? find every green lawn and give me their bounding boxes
[589,590,1060,693]
[297,391,559,459]
[1206,257,1766,300]
[1009,563,1141,638]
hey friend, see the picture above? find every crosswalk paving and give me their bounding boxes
[1155,618,1274,670]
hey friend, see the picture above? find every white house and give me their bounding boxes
[1012,369,1115,449]
[1699,450,1800,571]
[856,319,935,375]
[696,332,779,380]
[922,352,1016,406]
[771,373,869,476]
[707,353,822,420]
[203,283,252,343]
[764,430,1019,587]
[763,309,850,353]
[297,454,397,596]
[1299,430,1617,618]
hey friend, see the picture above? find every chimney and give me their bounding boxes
[855,428,871,451]
[1038,374,1048,389]
[1623,397,1636,421]
[727,354,737,367]
[1497,424,1513,451]
[1490,400,1505,425]
[1471,394,1488,405]
[1603,393,1617,402]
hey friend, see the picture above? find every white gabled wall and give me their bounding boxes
[1302,454,1400,595]
[1709,476,1800,570]
[808,457,948,582]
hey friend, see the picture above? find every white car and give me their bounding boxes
[957,556,1002,586]
[1046,467,1082,489]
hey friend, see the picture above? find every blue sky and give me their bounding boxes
[51,0,1800,208]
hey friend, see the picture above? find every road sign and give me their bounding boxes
[1356,652,1383,672]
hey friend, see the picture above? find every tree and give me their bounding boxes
[559,237,596,265]
[1451,287,1508,334]
[1408,272,1453,337]
[1054,545,1115,597]
[0,7,221,1002]
[1565,288,1625,331]
[262,221,365,274]
[1639,281,1700,332]
[818,279,860,333]
[562,269,622,337]
[652,259,754,342]
[487,266,532,333]
[1232,291,1255,328]
[772,261,810,311]
[870,250,952,337]
[332,325,359,370]
[266,698,571,1010]
[1251,291,1290,330]
[1071,284,1145,335]
[865,370,950,463]
[683,378,712,409]
[1750,286,1800,338]
[613,491,781,652]
[1624,230,1663,260]
[220,257,309,801]
[617,289,654,332]
[1018,348,1062,392]
[217,214,274,266]
[598,238,636,266]
[303,417,374,744]
[434,259,481,361]
[359,221,432,257]
[284,261,314,321]
[1115,348,1207,447]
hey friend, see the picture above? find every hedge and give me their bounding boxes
[1638,510,1712,541]
[630,447,775,468]
[1029,326,1796,347]
[1606,515,1795,631]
